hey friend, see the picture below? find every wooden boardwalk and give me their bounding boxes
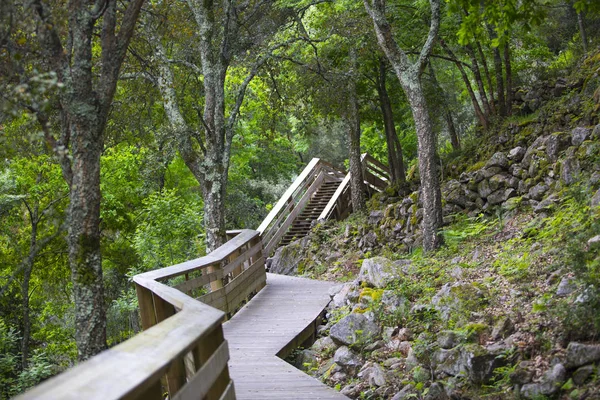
[224,273,348,399]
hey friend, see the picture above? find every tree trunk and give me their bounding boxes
[403,76,444,251]
[347,49,367,212]
[577,11,588,56]
[68,113,107,361]
[504,40,513,116]
[20,207,38,369]
[440,39,488,129]
[377,58,405,184]
[465,44,491,117]
[476,41,496,115]
[365,0,443,251]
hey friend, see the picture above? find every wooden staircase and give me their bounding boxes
[279,180,341,246]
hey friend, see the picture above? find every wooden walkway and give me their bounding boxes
[224,273,348,400]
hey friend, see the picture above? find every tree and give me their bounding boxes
[364,0,444,251]
[140,1,297,251]
[3,0,146,360]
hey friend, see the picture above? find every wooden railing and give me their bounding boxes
[318,153,390,222]
[18,229,266,400]
[257,158,345,256]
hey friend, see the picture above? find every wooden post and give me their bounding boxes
[153,294,186,395]
[208,263,224,291]
[135,283,157,330]
[192,325,230,400]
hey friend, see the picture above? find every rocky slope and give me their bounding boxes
[272,52,600,399]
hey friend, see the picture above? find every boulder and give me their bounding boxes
[528,183,548,201]
[333,346,363,369]
[358,231,378,251]
[433,344,510,384]
[561,157,581,185]
[491,317,515,341]
[368,210,384,225]
[330,313,381,347]
[487,188,516,205]
[508,146,526,162]
[592,124,600,140]
[391,384,418,400]
[522,135,548,168]
[546,132,571,161]
[572,127,590,146]
[486,152,509,169]
[521,364,566,398]
[556,276,577,297]
[269,240,305,275]
[358,257,406,288]
[565,342,600,368]
[358,362,386,387]
[437,331,459,349]
[592,188,600,208]
[424,382,449,400]
[294,349,318,371]
[380,290,410,313]
[572,364,595,386]
[311,336,338,355]
[431,282,488,322]
[331,283,355,308]
[477,179,493,199]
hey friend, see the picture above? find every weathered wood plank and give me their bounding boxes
[172,341,230,400]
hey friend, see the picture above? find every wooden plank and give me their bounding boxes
[257,158,321,234]
[264,172,325,255]
[135,283,157,330]
[225,257,265,296]
[223,241,262,276]
[198,286,227,307]
[153,295,186,395]
[172,341,230,400]
[193,326,231,400]
[174,269,223,294]
[319,173,351,221]
[219,381,236,400]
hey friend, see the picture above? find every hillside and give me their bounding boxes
[272,52,600,399]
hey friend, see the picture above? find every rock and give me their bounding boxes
[358,362,386,387]
[433,344,510,384]
[340,384,360,397]
[431,282,487,322]
[588,235,600,249]
[521,364,566,398]
[556,276,577,297]
[391,384,418,400]
[491,317,515,341]
[572,364,595,385]
[331,283,355,308]
[487,188,516,205]
[358,257,405,288]
[486,152,509,169]
[482,166,503,179]
[295,349,318,371]
[333,346,363,369]
[381,290,410,313]
[269,241,305,275]
[489,174,511,191]
[510,362,534,385]
[477,179,492,199]
[369,210,384,225]
[572,127,590,146]
[437,331,459,349]
[317,358,339,378]
[561,157,581,185]
[383,357,403,368]
[546,132,570,161]
[592,188,600,208]
[424,382,449,400]
[508,146,526,162]
[329,371,347,383]
[382,326,396,341]
[592,124,600,140]
[534,194,558,213]
[364,340,384,352]
[311,336,338,355]
[358,231,378,251]
[386,338,411,355]
[565,342,600,368]
[397,327,413,341]
[330,313,381,347]
[528,183,549,201]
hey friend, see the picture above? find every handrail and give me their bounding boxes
[319,153,390,222]
[257,158,345,255]
[18,229,266,400]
